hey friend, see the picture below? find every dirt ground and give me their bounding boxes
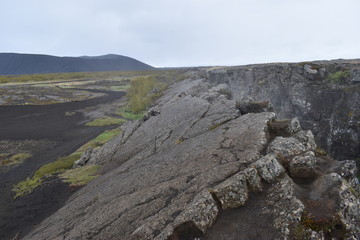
[0,80,126,240]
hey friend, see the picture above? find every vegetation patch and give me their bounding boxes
[78,128,121,152]
[59,165,100,186]
[301,212,337,232]
[315,146,327,156]
[13,152,82,198]
[118,107,144,120]
[0,153,32,166]
[298,62,322,70]
[175,138,185,144]
[292,212,346,239]
[110,85,130,91]
[127,76,167,113]
[328,70,351,84]
[209,119,232,131]
[86,117,126,127]
[12,127,122,198]
[209,123,223,131]
[0,70,155,85]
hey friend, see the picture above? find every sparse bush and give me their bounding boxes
[127,76,166,113]
[328,70,350,84]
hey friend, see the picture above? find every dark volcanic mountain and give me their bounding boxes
[0,53,154,75]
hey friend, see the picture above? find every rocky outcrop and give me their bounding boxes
[23,65,359,239]
[208,60,360,161]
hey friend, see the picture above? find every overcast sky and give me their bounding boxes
[1,0,359,67]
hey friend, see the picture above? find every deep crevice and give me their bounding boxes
[167,221,204,240]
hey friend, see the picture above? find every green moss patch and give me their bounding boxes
[60,165,100,186]
[118,107,144,120]
[12,127,122,198]
[328,70,351,84]
[13,152,82,198]
[315,146,327,157]
[85,117,126,127]
[209,123,223,131]
[78,128,121,152]
[0,153,32,166]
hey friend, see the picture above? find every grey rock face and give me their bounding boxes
[267,137,306,161]
[73,148,93,168]
[289,151,318,178]
[351,70,360,83]
[268,118,301,137]
[208,60,360,161]
[250,154,285,183]
[211,172,248,209]
[294,130,317,151]
[23,65,360,240]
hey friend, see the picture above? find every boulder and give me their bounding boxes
[289,151,318,178]
[73,148,93,168]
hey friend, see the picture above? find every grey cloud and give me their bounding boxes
[0,0,359,67]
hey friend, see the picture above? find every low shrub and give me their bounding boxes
[328,70,350,84]
[127,76,166,113]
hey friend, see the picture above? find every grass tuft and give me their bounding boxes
[118,107,144,120]
[328,70,351,84]
[315,146,327,156]
[0,153,32,166]
[60,165,100,186]
[78,128,121,151]
[12,127,122,199]
[86,117,126,127]
[13,152,82,198]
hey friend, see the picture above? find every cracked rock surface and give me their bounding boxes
[208,60,360,160]
[24,68,360,240]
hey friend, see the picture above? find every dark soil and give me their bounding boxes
[0,89,125,240]
[203,186,280,240]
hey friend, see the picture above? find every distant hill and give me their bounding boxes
[0,53,154,75]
